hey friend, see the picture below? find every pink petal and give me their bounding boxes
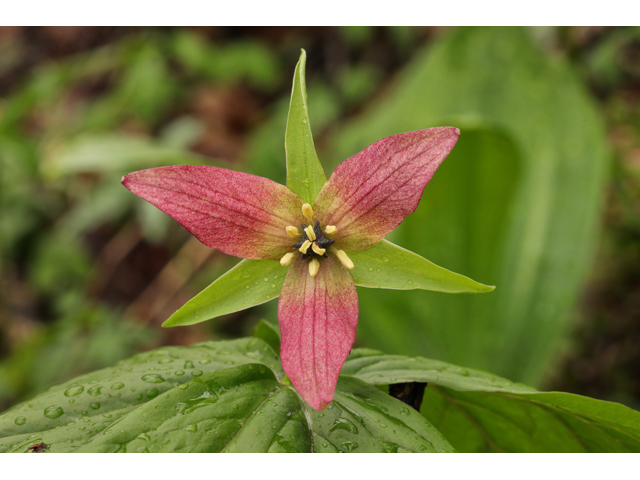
[122,166,303,260]
[314,128,459,251]
[278,256,358,410]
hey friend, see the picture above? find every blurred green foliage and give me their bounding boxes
[1,27,640,415]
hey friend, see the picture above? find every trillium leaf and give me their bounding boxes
[350,240,495,293]
[343,349,640,453]
[423,388,640,453]
[1,338,638,453]
[0,338,451,453]
[0,338,283,453]
[285,49,326,204]
[163,259,286,327]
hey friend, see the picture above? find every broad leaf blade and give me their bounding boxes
[0,339,283,452]
[163,259,285,327]
[285,49,326,204]
[423,387,640,453]
[350,240,494,293]
[343,348,535,393]
[310,376,455,452]
[76,365,309,453]
[343,349,640,453]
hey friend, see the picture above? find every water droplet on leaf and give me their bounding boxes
[142,374,165,383]
[14,417,26,425]
[43,406,64,419]
[64,385,84,397]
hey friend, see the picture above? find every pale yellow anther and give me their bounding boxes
[308,258,320,277]
[299,240,312,254]
[280,252,295,267]
[286,226,300,238]
[324,225,337,235]
[304,225,316,241]
[302,203,314,222]
[311,243,326,256]
[331,247,354,270]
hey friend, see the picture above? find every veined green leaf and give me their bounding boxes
[423,388,640,453]
[309,376,454,453]
[163,259,286,327]
[343,349,640,453]
[350,240,494,293]
[285,49,326,204]
[343,349,535,393]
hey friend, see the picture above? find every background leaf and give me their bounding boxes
[336,27,610,385]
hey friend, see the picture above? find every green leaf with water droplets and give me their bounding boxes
[343,349,640,452]
[309,376,454,452]
[285,49,326,204]
[0,338,282,452]
[350,240,494,293]
[163,259,285,327]
[343,348,536,393]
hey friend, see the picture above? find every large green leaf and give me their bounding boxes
[285,49,326,204]
[163,259,286,327]
[343,349,640,453]
[336,27,609,384]
[351,240,494,293]
[0,339,451,453]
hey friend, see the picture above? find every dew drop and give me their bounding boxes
[185,424,198,432]
[43,406,64,419]
[457,368,470,376]
[271,284,276,288]
[341,441,358,452]
[64,385,84,397]
[68,399,75,404]
[242,272,250,279]
[183,361,194,369]
[329,418,359,434]
[382,256,389,262]
[87,386,102,396]
[178,383,189,390]
[14,416,26,425]
[158,358,173,364]
[137,433,151,441]
[400,407,410,416]
[263,277,269,282]
[368,267,373,272]
[110,382,125,390]
[192,370,203,377]
[146,388,159,399]
[142,374,165,384]
[376,268,381,273]
[175,370,185,376]
[90,403,100,410]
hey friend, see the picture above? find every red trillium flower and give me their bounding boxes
[123,128,458,409]
[121,51,492,410]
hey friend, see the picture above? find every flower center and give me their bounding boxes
[280,204,355,276]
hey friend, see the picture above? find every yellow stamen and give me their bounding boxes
[286,226,300,238]
[280,252,295,266]
[331,247,354,270]
[302,203,314,222]
[304,225,316,241]
[324,225,337,235]
[308,258,320,277]
[299,240,312,254]
[311,243,326,256]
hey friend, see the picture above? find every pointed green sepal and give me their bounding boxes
[285,49,326,204]
[252,319,281,354]
[349,240,495,293]
[163,259,286,327]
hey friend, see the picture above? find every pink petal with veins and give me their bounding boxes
[278,256,358,410]
[122,166,303,260]
[314,127,459,251]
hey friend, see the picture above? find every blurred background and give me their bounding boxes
[1,26,639,414]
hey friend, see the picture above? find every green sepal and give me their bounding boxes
[163,259,286,327]
[284,49,326,204]
[350,240,495,293]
